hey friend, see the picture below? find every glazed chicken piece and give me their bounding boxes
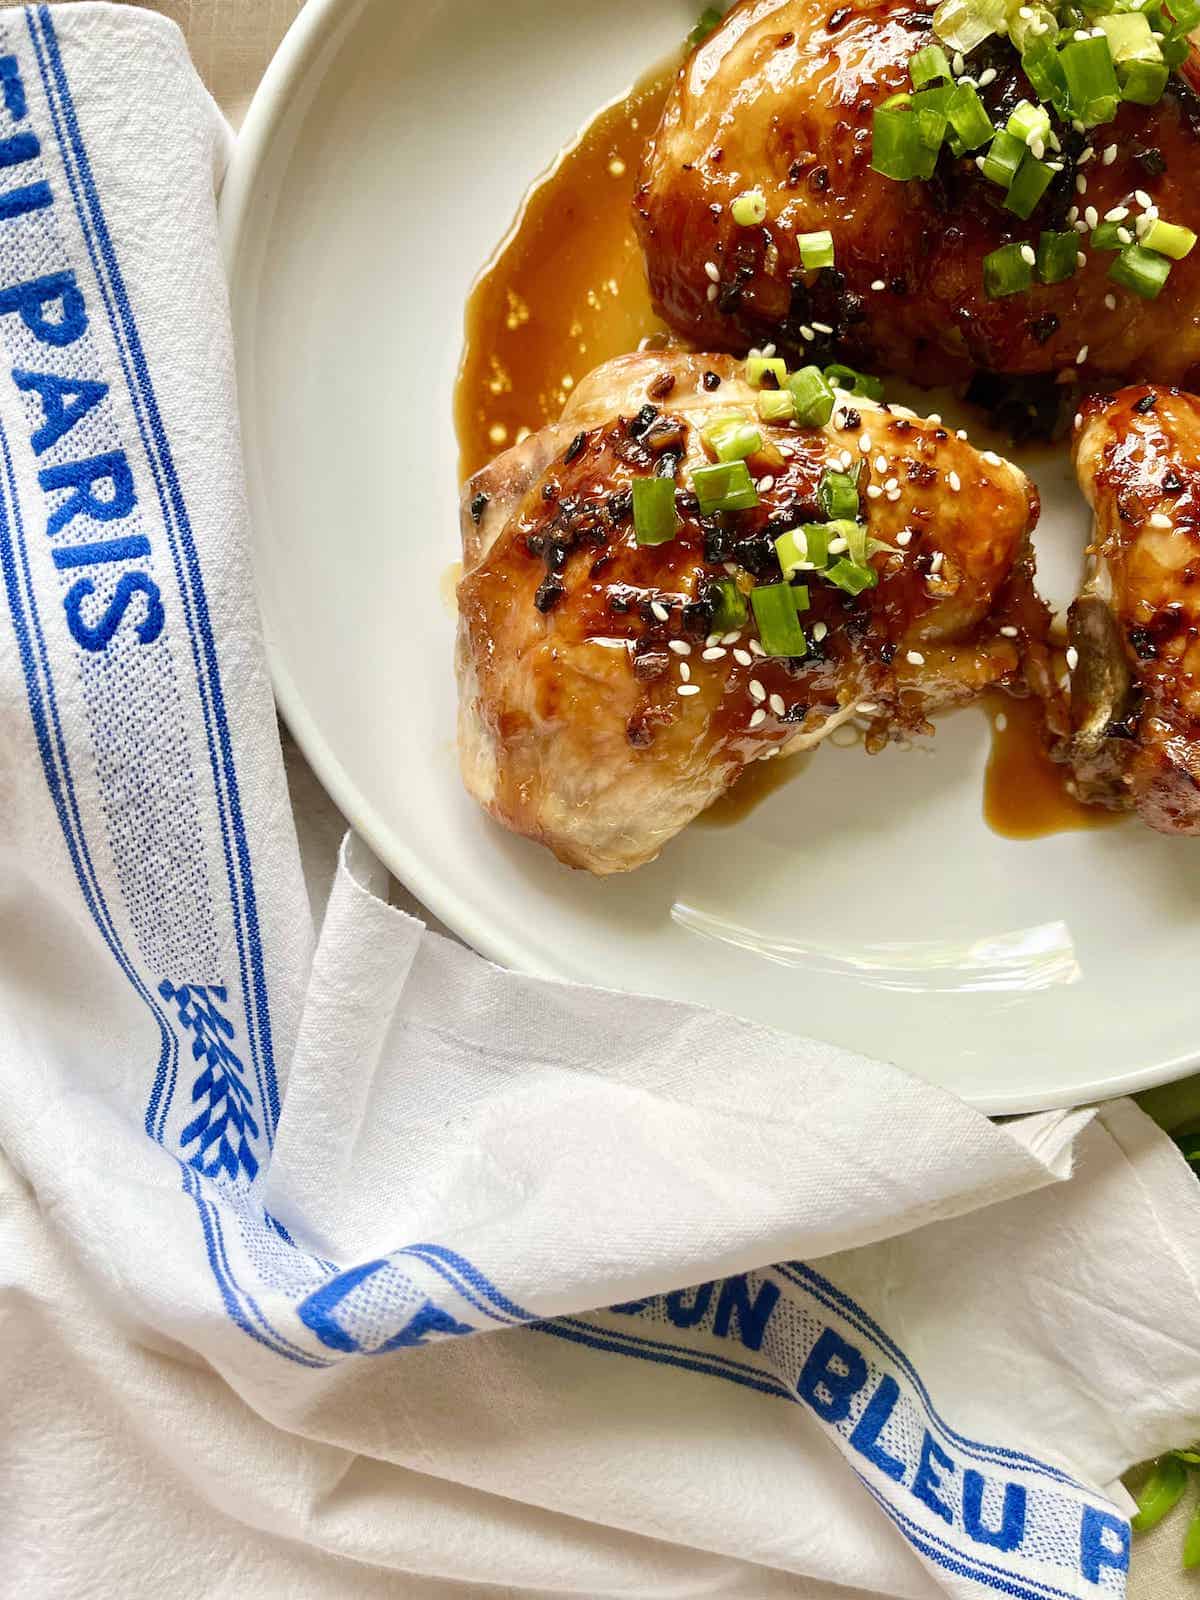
[457,350,1057,872]
[635,0,1200,384]
[1069,384,1200,833]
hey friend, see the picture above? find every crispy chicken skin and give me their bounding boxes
[634,0,1200,384]
[1070,384,1200,833]
[457,351,1054,873]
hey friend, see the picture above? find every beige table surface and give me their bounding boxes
[61,1,1197,1592]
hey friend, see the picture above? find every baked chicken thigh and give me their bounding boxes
[1069,384,1200,832]
[635,0,1200,384]
[457,350,1056,872]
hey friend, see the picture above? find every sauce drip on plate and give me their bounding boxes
[455,65,673,482]
[453,61,1115,841]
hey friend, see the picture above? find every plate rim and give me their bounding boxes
[219,0,1199,1114]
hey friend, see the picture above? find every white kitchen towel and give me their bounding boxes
[2,7,1200,1599]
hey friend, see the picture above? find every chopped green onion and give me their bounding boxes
[1059,35,1120,125]
[731,188,767,226]
[1110,241,1173,297]
[1184,1501,1200,1571]
[823,362,885,401]
[790,583,811,613]
[981,128,1028,187]
[701,413,763,461]
[1160,31,1190,68]
[746,356,788,388]
[692,460,760,513]
[1037,229,1080,282]
[1131,1455,1188,1532]
[757,389,797,424]
[826,557,878,595]
[828,518,868,564]
[708,577,747,632]
[786,366,836,427]
[1005,153,1055,219]
[1009,3,1057,50]
[1021,39,1072,114]
[1120,56,1169,101]
[933,0,1008,53]
[1142,217,1197,258]
[983,241,1034,298]
[1007,98,1052,144]
[800,522,832,566]
[946,82,995,149]
[798,228,836,269]
[910,43,953,85]
[751,582,807,656]
[1099,10,1162,59]
[774,528,810,576]
[871,103,939,180]
[818,468,861,520]
[912,84,954,150]
[687,4,724,45]
[632,476,679,546]
[1090,219,1127,249]
[1167,0,1200,29]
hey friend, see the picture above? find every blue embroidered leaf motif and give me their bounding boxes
[159,981,260,1183]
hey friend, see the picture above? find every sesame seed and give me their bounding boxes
[758,475,775,492]
[799,324,815,341]
[1073,26,1089,38]
[706,633,721,648]
[1073,219,1089,234]
[749,679,766,703]
[1047,162,1063,173]
[896,528,913,547]
[651,601,669,622]
[994,712,1007,732]
[884,476,898,491]
[956,428,968,440]
[749,707,766,727]
[769,693,786,716]
[1077,149,1093,167]
[1075,174,1087,195]
[813,621,828,642]
[812,321,833,335]
[906,649,925,665]
[749,639,766,657]
[953,50,965,73]
[679,660,691,681]
[762,343,777,357]
[928,413,942,424]
[1029,136,1045,160]
[1067,206,1080,223]
[1076,252,1087,269]
[1072,119,1086,134]
[859,433,873,452]
[677,684,700,697]
[733,648,752,665]
[839,450,854,471]
[1144,204,1159,222]
[886,487,901,502]
[1000,625,1018,637]
[704,260,720,282]
[1135,188,1152,209]
[1150,511,1172,529]
[1104,293,1116,310]
[982,450,1002,465]
[1084,205,1099,229]
[1066,646,1079,671]
[871,278,886,291]
[706,283,719,303]
[1073,412,1082,429]
[1106,205,1128,222]
[1102,144,1117,165]
[669,639,691,655]
[930,551,945,574]
[1076,345,1088,364]
[702,646,726,660]
[975,156,987,172]
[948,470,961,492]
[722,631,742,645]
[1020,244,1036,266]
[875,452,887,472]
[857,702,879,715]
[866,484,883,499]
[979,66,997,85]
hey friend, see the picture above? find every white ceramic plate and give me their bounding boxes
[222,0,1200,1112]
